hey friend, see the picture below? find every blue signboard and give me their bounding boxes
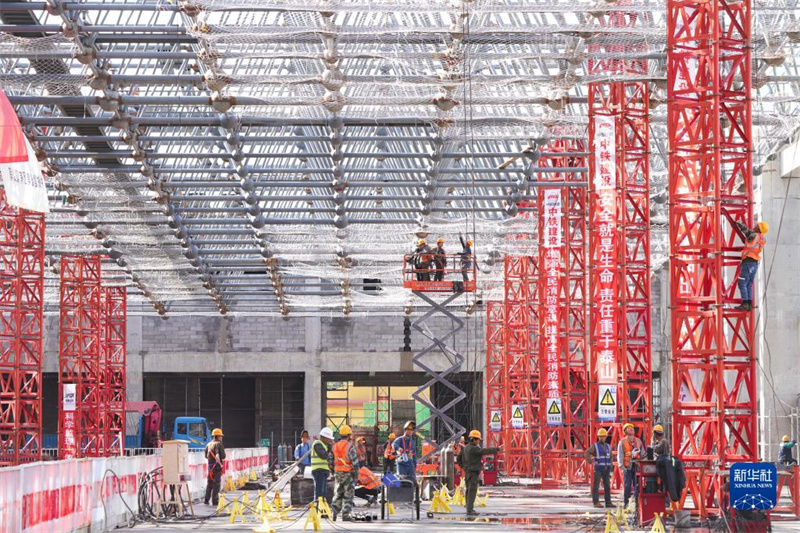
[730,462,777,511]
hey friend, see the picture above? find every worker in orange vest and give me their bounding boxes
[383,432,397,474]
[734,220,768,311]
[331,425,358,521]
[616,423,644,508]
[355,466,381,505]
[356,436,368,468]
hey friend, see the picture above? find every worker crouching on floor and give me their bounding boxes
[780,435,798,465]
[585,428,613,508]
[393,421,418,482]
[355,466,381,505]
[618,423,644,508]
[204,428,226,506]
[458,429,500,517]
[383,432,397,474]
[311,428,335,507]
[735,220,768,311]
[332,424,359,521]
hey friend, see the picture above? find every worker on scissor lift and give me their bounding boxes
[411,240,433,281]
[734,220,769,311]
[459,234,473,281]
[433,238,447,281]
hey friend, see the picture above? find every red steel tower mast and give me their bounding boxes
[667,0,756,515]
[59,255,103,459]
[0,191,45,466]
[101,286,126,455]
[485,300,505,459]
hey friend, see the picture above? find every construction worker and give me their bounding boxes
[294,429,311,467]
[203,428,226,506]
[652,425,670,461]
[433,238,447,281]
[331,425,358,521]
[459,234,473,281]
[355,466,381,505]
[383,432,397,474]
[734,220,768,311]
[460,429,500,517]
[311,428,335,505]
[585,428,613,508]
[617,423,644,508]
[779,435,798,465]
[356,436,368,468]
[411,240,433,281]
[393,421,418,481]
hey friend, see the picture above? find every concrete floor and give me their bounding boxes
[119,483,800,532]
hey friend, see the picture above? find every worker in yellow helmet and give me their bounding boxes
[617,423,644,508]
[204,428,226,506]
[331,424,358,521]
[458,234,474,281]
[779,435,797,465]
[460,429,501,517]
[585,428,613,508]
[411,240,433,281]
[382,432,397,474]
[734,220,768,311]
[651,424,670,461]
[433,238,447,281]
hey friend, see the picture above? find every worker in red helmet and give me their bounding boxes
[433,238,447,281]
[204,428,226,506]
[734,220,769,311]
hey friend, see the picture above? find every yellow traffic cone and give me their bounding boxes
[604,510,620,533]
[242,492,251,507]
[650,513,666,533]
[229,500,241,525]
[428,491,452,514]
[224,475,235,492]
[217,493,227,513]
[252,517,276,533]
[250,469,258,482]
[273,491,285,511]
[387,502,396,515]
[316,496,333,519]
[303,502,321,531]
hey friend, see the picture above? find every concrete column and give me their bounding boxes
[126,314,144,401]
[304,316,323,431]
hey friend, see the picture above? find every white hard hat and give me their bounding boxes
[319,427,334,440]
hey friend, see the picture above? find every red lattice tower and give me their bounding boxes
[59,255,103,459]
[588,6,652,480]
[101,286,126,455]
[485,300,505,457]
[537,140,589,486]
[667,0,756,516]
[0,191,45,466]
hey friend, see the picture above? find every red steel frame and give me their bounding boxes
[101,286,126,455]
[59,255,103,459]
[667,0,756,515]
[537,140,590,486]
[588,6,652,483]
[0,190,45,466]
[485,300,505,459]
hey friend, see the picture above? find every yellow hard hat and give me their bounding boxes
[339,424,352,436]
[784,435,791,442]
[597,428,608,437]
[437,238,444,243]
[653,425,664,434]
[622,423,635,433]
[212,428,224,437]
[388,433,396,440]
[466,240,473,246]
[418,239,426,245]
[758,221,769,234]
[468,429,482,440]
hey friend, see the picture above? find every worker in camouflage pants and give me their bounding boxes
[331,425,359,521]
[332,471,356,519]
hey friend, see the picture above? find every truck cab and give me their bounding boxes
[172,416,211,450]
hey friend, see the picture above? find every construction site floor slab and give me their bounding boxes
[116,483,800,532]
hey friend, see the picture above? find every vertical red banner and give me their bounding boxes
[540,189,564,426]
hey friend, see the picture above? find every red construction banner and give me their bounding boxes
[540,189,564,426]
[0,89,28,164]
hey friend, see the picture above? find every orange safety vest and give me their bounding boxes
[622,437,642,469]
[358,467,380,490]
[384,442,396,460]
[333,440,354,472]
[742,234,765,262]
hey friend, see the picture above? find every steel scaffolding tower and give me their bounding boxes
[0,191,45,467]
[485,300,505,466]
[376,386,390,433]
[588,8,652,485]
[59,255,103,459]
[101,286,126,455]
[667,0,757,516]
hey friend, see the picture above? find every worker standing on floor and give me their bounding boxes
[780,435,798,465]
[295,429,311,468]
[311,428,334,508]
[460,430,500,517]
[433,238,447,281]
[617,423,644,508]
[383,432,397,474]
[331,425,358,521]
[459,234,473,281]
[652,425,670,461]
[393,421,418,481]
[734,220,768,311]
[585,428,613,509]
[203,428,226,506]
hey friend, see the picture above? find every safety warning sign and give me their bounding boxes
[546,398,562,426]
[489,410,502,431]
[511,404,524,429]
[598,385,617,422]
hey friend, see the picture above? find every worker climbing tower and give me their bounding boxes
[667,0,757,515]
